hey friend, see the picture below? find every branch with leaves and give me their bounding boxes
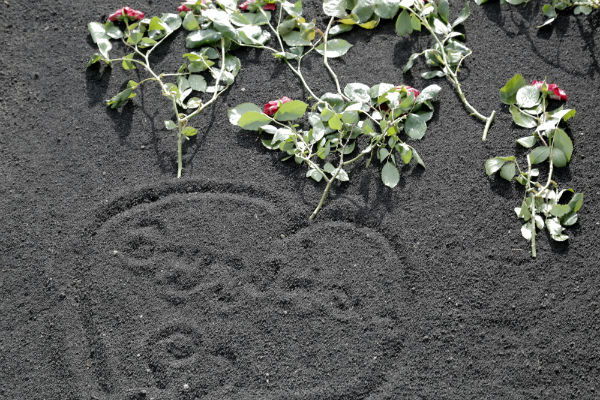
[475,0,599,28]
[87,3,246,178]
[322,0,496,141]
[485,74,583,258]
[226,0,441,219]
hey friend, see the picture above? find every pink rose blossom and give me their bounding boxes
[532,80,567,101]
[396,85,420,98]
[264,96,292,116]
[108,6,145,22]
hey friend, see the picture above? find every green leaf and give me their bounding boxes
[546,217,564,236]
[561,212,578,226]
[395,10,413,37]
[202,9,236,38]
[510,105,537,128]
[485,157,506,176]
[568,193,584,213]
[551,148,568,168]
[87,53,103,67]
[500,73,527,105]
[328,114,343,130]
[374,0,400,19]
[336,168,350,181]
[105,23,123,39]
[316,39,353,58]
[282,31,311,47]
[188,74,207,92]
[542,4,557,18]
[88,22,107,43]
[106,82,137,109]
[403,52,422,73]
[521,223,533,241]
[341,110,359,124]
[452,1,470,28]
[381,162,400,188]
[323,0,347,18]
[238,25,271,45]
[228,103,262,125]
[399,144,412,164]
[550,204,571,218]
[421,70,445,79]
[438,0,450,23]
[306,169,324,182]
[516,86,541,108]
[274,100,308,121]
[516,136,536,148]
[411,147,425,168]
[238,111,272,130]
[96,38,112,59]
[283,0,303,17]
[183,12,200,31]
[344,82,371,103]
[552,129,573,164]
[161,13,182,33]
[138,37,157,48]
[164,120,176,130]
[149,16,167,33]
[499,162,516,181]
[416,84,441,103]
[186,29,222,48]
[405,113,427,140]
[529,146,550,164]
[183,126,198,137]
[121,53,136,70]
[329,24,354,36]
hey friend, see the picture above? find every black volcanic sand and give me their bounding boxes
[1,0,600,399]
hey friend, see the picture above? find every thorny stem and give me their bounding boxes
[417,14,496,140]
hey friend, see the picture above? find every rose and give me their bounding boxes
[239,0,277,11]
[531,80,567,101]
[107,6,145,22]
[264,96,292,116]
[396,85,420,98]
[379,86,421,112]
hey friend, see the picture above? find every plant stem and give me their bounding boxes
[417,15,496,140]
[525,155,537,258]
[323,17,346,100]
[310,169,337,220]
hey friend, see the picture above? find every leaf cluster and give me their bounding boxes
[230,82,441,189]
[486,74,583,252]
[474,0,598,28]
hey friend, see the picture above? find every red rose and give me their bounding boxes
[532,80,567,101]
[177,5,192,12]
[239,0,277,11]
[108,6,145,22]
[264,96,292,116]
[396,85,420,98]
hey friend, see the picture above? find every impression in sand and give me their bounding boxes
[80,181,406,399]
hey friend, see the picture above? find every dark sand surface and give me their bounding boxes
[1,0,599,398]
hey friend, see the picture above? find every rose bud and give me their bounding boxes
[239,0,277,11]
[108,6,145,22]
[264,96,292,116]
[531,80,567,101]
[177,5,192,12]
